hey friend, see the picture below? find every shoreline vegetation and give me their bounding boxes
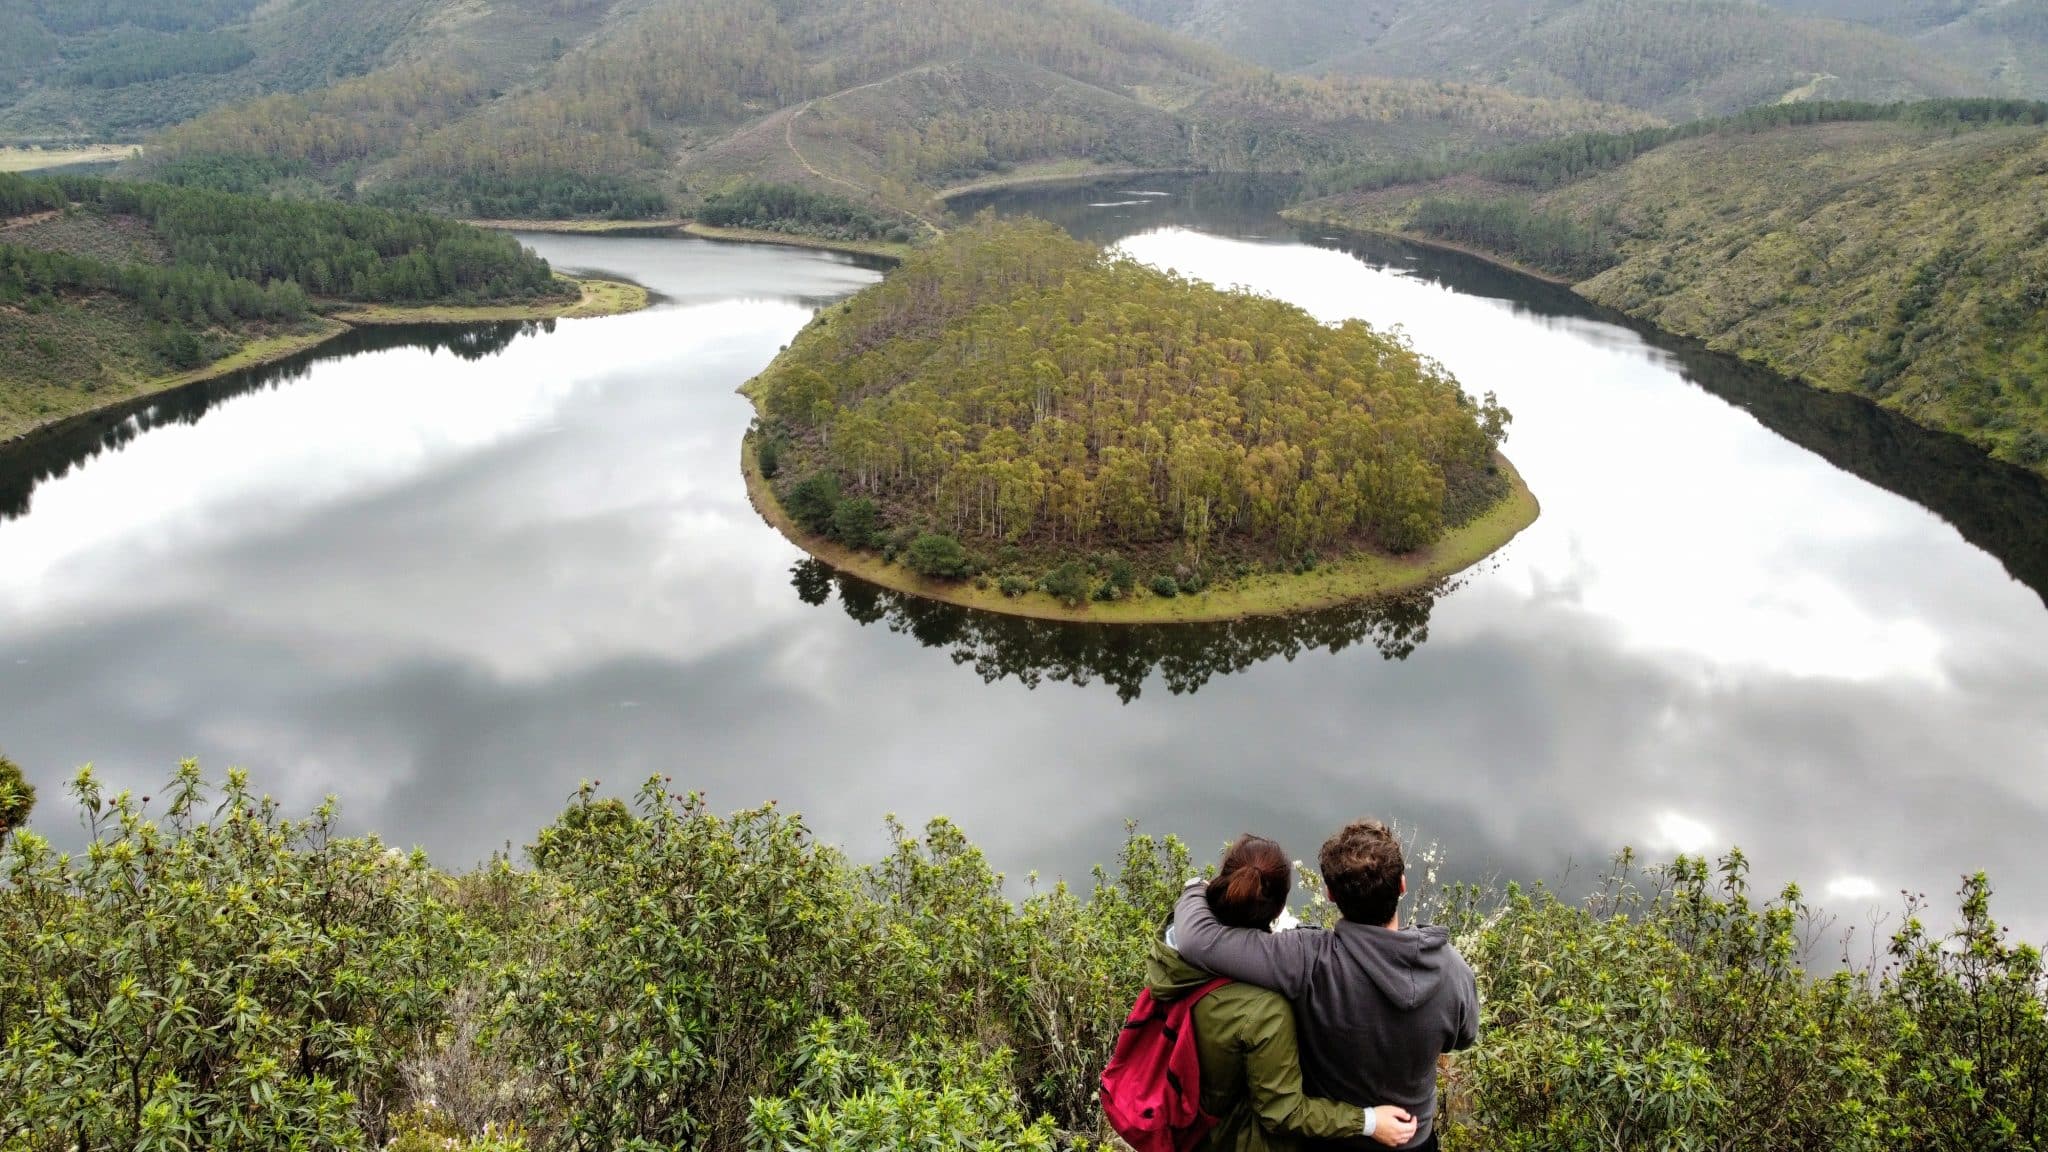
[1289,213,1578,287]
[744,430,1538,622]
[742,217,1534,622]
[679,223,912,261]
[931,163,1211,202]
[464,218,689,235]
[1,764,2042,1149]
[1,275,647,445]
[1,170,651,445]
[467,220,914,263]
[328,274,647,325]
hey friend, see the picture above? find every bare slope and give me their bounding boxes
[139,0,1655,224]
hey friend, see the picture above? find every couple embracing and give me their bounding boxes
[1105,820,1477,1152]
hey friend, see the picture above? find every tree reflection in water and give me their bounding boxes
[0,321,540,521]
[789,559,1437,701]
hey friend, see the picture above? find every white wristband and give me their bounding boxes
[1362,1107,1376,1138]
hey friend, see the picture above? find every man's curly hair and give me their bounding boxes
[1319,819,1404,925]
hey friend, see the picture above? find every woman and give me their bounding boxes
[1148,834,1418,1151]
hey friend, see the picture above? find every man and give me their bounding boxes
[1171,819,1478,1151]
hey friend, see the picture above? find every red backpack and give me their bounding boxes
[1100,978,1232,1152]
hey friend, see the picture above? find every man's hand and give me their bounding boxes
[1368,1106,1416,1147]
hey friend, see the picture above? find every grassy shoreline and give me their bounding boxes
[464,218,687,234]
[2,276,645,446]
[679,223,912,261]
[0,145,139,173]
[468,217,914,262]
[1284,210,1578,286]
[742,428,1539,624]
[330,276,648,324]
[933,163,1207,202]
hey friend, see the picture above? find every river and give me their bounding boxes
[4,177,2046,943]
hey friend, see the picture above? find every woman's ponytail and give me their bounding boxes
[1204,834,1292,930]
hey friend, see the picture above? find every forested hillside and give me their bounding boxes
[1289,102,2048,474]
[135,0,1654,226]
[0,171,571,439]
[1107,0,2017,114]
[0,0,623,144]
[746,217,1517,607]
[1770,0,2048,95]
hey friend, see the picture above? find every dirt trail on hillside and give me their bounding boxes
[783,71,947,236]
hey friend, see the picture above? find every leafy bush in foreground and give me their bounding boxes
[0,754,33,843]
[0,766,2042,1149]
[0,763,491,1149]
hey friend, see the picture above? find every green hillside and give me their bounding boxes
[0,0,633,145]
[1290,101,2048,474]
[1770,0,2048,96]
[1107,0,2002,115]
[133,0,1654,226]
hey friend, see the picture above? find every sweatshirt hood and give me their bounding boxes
[1146,922,1223,999]
[1333,922,1453,1011]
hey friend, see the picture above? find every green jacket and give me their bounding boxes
[1146,930,1366,1152]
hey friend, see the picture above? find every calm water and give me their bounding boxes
[5,178,2047,943]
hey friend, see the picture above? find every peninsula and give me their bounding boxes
[743,217,1537,622]
[1,172,646,442]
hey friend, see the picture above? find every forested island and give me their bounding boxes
[744,217,1536,621]
[0,171,644,441]
[1289,99,2048,475]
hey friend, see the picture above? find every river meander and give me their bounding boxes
[5,177,2046,941]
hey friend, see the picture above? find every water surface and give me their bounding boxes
[5,183,2046,942]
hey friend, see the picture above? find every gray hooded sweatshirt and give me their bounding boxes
[1171,885,1478,1150]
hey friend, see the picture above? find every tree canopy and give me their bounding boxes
[749,216,1512,570]
[1,172,565,306]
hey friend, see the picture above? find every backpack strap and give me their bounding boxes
[1185,977,1232,1006]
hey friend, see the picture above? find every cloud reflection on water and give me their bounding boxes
[0,210,2044,950]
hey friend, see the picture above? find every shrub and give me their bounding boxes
[150,325,206,370]
[526,793,635,871]
[386,1109,530,1152]
[1040,561,1090,608]
[746,1020,1056,1152]
[1092,554,1137,601]
[0,752,32,841]
[831,497,884,548]
[2,767,2043,1151]
[0,763,491,1148]
[998,574,1033,598]
[1882,872,2048,1148]
[784,472,841,534]
[1149,574,1179,598]
[904,533,970,579]
[489,782,856,1147]
[756,435,781,479]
